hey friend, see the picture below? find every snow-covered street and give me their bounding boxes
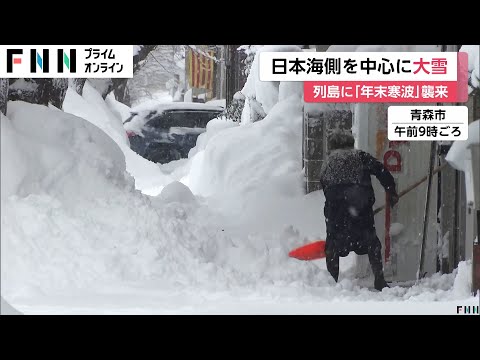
[11,279,479,315]
[1,45,479,315]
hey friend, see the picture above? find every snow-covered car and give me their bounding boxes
[123,102,224,164]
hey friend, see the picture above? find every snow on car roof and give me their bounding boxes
[130,101,225,114]
[124,101,224,133]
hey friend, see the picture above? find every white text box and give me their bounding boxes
[259,52,458,82]
[388,106,468,141]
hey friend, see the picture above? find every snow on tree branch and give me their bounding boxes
[133,45,158,73]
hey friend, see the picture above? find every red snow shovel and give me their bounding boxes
[289,163,449,261]
[288,240,326,261]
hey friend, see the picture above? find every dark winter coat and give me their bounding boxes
[320,149,397,256]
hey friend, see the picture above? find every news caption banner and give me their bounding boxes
[0,45,133,78]
[388,106,468,141]
[259,51,469,103]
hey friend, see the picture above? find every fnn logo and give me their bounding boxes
[6,49,23,72]
[1,45,132,78]
[57,49,76,73]
[31,49,49,73]
[456,305,479,314]
[6,48,76,73]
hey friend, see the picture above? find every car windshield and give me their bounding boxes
[146,110,221,129]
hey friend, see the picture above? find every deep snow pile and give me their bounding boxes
[62,82,172,193]
[179,46,321,237]
[1,99,325,300]
[183,97,326,237]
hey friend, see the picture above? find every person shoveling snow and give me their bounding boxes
[319,131,399,291]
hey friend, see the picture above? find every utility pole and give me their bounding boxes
[225,45,232,107]
[435,45,464,275]
[225,45,237,108]
[216,45,225,100]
